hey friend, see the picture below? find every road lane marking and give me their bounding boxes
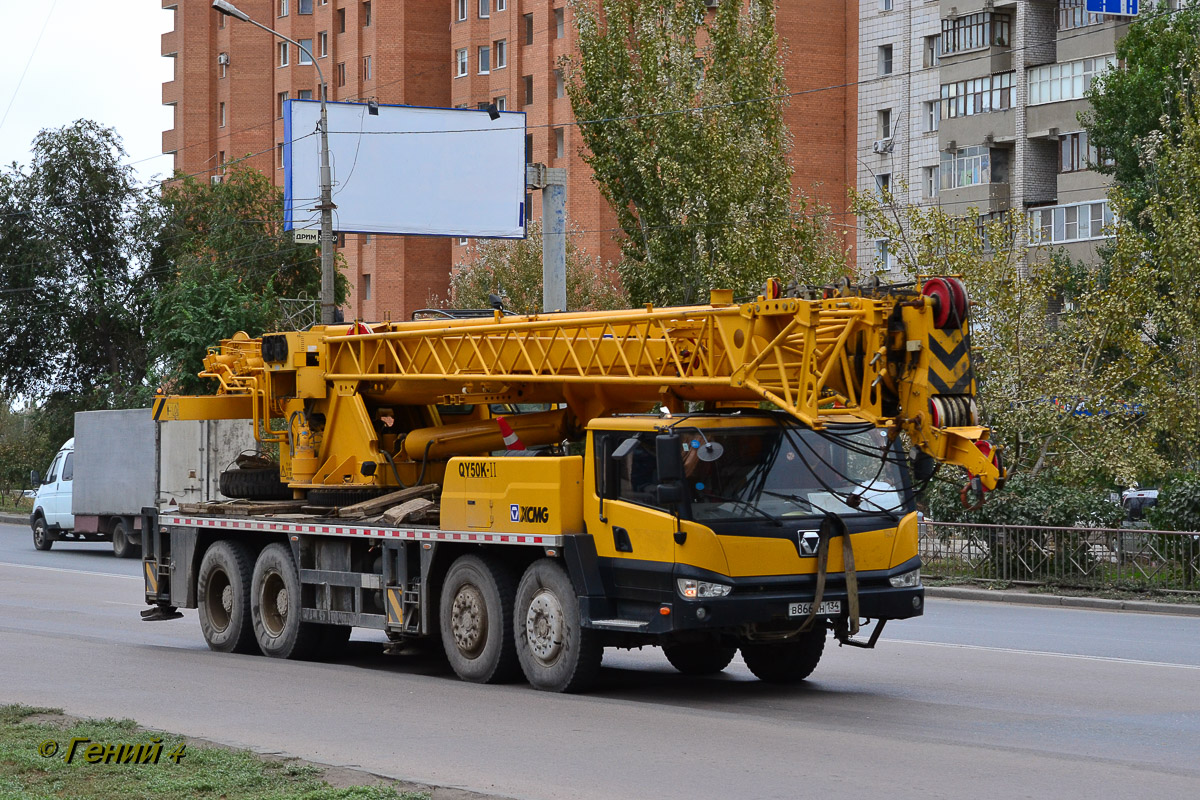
[890,638,1200,670]
[0,561,141,581]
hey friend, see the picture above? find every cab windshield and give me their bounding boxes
[596,422,911,522]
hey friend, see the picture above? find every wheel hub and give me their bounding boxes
[451,584,486,657]
[221,585,233,615]
[275,587,289,618]
[525,589,564,664]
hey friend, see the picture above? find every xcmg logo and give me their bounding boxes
[510,504,550,524]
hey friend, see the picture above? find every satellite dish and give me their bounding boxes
[697,442,724,462]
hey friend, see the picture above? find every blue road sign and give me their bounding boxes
[1087,0,1138,15]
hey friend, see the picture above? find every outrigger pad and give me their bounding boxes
[140,605,183,622]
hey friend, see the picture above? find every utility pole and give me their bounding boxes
[526,164,567,313]
[211,0,337,324]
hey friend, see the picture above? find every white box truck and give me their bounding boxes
[29,409,255,557]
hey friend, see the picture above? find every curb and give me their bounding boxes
[0,513,30,526]
[926,585,1200,617]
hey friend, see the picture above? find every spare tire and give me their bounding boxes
[219,465,294,501]
[305,487,388,508]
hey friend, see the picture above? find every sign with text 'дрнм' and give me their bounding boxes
[1087,0,1137,15]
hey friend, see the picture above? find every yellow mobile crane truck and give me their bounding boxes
[143,277,1002,692]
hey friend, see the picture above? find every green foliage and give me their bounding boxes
[566,0,844,305]
[0,396,79,496]
[1147,474,1200,532]
[148,163,348,395]
[0,121,155,409]
[448,221,629,313]
[1083,2,1200,230]
[926,472,1122,528]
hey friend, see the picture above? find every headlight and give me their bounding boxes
[677,578,732,599]
[889,568,921,588]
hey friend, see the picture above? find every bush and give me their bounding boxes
[925,471,1122,528]
[1147,474,1200,532]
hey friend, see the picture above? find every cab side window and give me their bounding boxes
[594,431,660,507]
[61,453,74,482]
[44,454,60,484]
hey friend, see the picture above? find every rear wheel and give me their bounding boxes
[197,540,258,654]
[514,559,601,693]
[251,543,323,659]
[31,516,53,551]
[111,520,140,559]
[740,628,827,684]
[663,640,737,676]
[439,555,520,683]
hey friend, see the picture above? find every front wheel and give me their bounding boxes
[111,520,140,559]
[740,627,826,684]
[31,516,53,551]
[439,555,520,683]
[514,559,601,693]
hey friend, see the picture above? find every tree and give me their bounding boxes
[1083,1,1200,230]
[0,121,156,409]
[448,221,628,313]
[148,162,347,395]
[566,0,843,306]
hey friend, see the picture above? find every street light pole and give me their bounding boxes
[212,0,337,325]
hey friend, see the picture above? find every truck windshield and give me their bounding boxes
[596,423,910,522]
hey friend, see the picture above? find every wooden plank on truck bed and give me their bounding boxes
[335,484,439,519]
[380,497,436,525]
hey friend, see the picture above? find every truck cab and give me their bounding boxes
[30,439,75,549]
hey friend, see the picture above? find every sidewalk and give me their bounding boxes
[0,513,29,526]
[926,585,1200,617]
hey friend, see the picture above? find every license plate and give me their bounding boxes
[788,600,841,617]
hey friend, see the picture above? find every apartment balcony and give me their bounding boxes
[162,127,179,156]
[940,109,1016,151]
[941,182,1011,215]
[1058,17,1122,63]
[1026,98,1091,140]
[161,29,179,57]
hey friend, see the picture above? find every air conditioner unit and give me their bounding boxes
[872,138,894,154]
[217,53,230,66]
[704,0,721,7]
[211,174,224,185]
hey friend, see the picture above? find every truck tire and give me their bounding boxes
[663,640,737,675]
[304,488,387,508]
[197,540,259,654]
[740,628,826,684]
[111,520,141,559]
[32,516,53,551]
[219,466,293,501]
[439,555,520,684]
[514,559,602,693]
[250,543,323,659]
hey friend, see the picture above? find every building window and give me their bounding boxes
[478,46,490,74]
[458,237,469,246]
[881,0,893,9]
[924,35,940,68]
[218,151,226,172]
[1060,130,1102,173]
[940,72,1014,118]
[299,39,313,64]
[363,1,371,26]
[924,101,939,132]
[363,55,372,80]
[1028,56,1116,105]
[525,133,533,162]
[925,166,940,198]
[875,173,891,194]
[363,274,372,301]
[337,61,346,86]
[456,49,468,77]
[457,0,467,22]
[278,0,288,17]
[878,44,893,76]
[277,142,285,169]
[319,31,328,57]
[279,42,289,67]
[337,8,346,33]
[555,7,565,38]
[497,0,506,9]
[875,240,896,272]
[277,92,288,118]
[1029,201,1113,244]
[299,0,312,13]
[219,102,226,127]
[479,0,489,18]
[524,13,535,45]
[554,69,565,98]
[940,12,1010,56]
[940,145,995,190]
[494,96,506,111]
[219,13,226,28]
[494,39,507,69]
[555,128,565,159]
[219,54,228,78]
[298,89,312,100]
[878,109,891,139]
[523,75,534,105]
[1058,0,1105,30]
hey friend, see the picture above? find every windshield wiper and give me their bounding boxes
[760,489,817,513]
[699,492,782,526]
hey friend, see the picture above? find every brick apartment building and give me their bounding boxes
[162,0,858,320]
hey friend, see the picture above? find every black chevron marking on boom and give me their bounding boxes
[927,332,968,366]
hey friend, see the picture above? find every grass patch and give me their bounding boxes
[0,704,430,800]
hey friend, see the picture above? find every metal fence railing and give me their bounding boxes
[920,521,1200,591]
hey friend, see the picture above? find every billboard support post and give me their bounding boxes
[212,0,337,324]
[527,165,567,314]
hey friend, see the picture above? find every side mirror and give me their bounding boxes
[655,433,692,518]
[30,470,41,486]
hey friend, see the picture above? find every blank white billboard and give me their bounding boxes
[285,100,527,238]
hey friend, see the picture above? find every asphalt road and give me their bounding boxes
[2,522,1199,800]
